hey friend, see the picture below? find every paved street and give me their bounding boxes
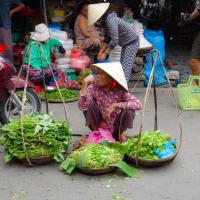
[0,88,199,200]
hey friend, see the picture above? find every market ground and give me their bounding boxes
[0,87,200,200]
[0,44,199,200]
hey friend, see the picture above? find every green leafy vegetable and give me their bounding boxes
[40,88,78,101]
[60,142,139,177]
[60,143,122,174]
[127,130,172,160]
[0,113,72,163]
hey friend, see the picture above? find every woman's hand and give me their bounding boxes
[80,75,95,97]
[83,74,95,85]
[98,52,107,61]
[9,10,15,17]
[58,46,66,56]
[97,52,102,61]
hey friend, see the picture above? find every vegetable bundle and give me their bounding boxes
[60,142,139,177]
[0,113,72,163]
[40,88,78,101]
[127,130,174,160]
[60,143,123,174]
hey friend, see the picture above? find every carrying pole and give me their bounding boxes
[42,0,48,25]
[151,51,158,130]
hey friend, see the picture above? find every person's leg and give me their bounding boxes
[82,38,100,50]
[189,32,200,82]
[113,109,135,141]
[21,65,43,85]
[0,28,13,62]
[43,67,58,85]
[83,98,103,131]
[120,41,139,82]
[189,58,200,76]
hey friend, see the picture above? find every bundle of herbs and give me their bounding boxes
[127,130,175,160]
[0,113,72,164]
[60,142,139,177]
[40,88,78,101]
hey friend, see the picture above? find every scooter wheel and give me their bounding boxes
[0,88,41,125]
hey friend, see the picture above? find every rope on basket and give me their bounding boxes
[7,43,34,118]
[38,43,70,124]
[20,43,35,167]
[157,50,183,153]
[38,44,49,114]
[135,49,183,167]
[118,54,152,142]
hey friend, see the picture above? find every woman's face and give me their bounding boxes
[81,5,88,17]
[95,71,113,88]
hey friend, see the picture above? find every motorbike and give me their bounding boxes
[0,44,41,124]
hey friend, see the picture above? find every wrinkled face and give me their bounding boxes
[81,5,88,17]
[95,70,113,88]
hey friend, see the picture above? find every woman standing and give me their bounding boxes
[88,3,139,82]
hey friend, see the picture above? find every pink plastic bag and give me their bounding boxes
[86,128,115,144]
[70,56,91,72]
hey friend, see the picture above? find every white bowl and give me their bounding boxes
[56,57,71,65]
[57,64,70,71]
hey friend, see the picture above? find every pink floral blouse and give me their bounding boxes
[78,84,142,132]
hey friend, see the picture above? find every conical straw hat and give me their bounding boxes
[91,62,128,91]
[88,3,110,26]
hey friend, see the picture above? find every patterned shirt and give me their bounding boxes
[105,12,138,49]
[78,83,142,132]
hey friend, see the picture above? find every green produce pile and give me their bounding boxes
[60,143,123,173]
[40,88,78,101]
[0,113,72,163]
[59,142,139,177]
[127,130,173,160]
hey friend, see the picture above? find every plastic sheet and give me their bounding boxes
[86,128,115,144]
[144,30,169,86]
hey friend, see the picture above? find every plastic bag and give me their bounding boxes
[154,140,176,159]
[144,30,168,86]
[86,128,116,144]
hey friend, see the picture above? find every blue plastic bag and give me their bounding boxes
[48,24,62,31]
[144,30,169,86]
[154,140,176,159]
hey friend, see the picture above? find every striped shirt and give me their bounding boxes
[196,0,200,12]
[105,12,138,49]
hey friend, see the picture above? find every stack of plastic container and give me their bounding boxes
[50,30,74,71]
[133,20,152,50]
[109,46,122,62]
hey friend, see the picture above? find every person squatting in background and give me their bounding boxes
[22,23,66,86]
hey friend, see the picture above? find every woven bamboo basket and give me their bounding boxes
[22,155,53,167]
[125,146,178,168]
[77,166,116,175]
